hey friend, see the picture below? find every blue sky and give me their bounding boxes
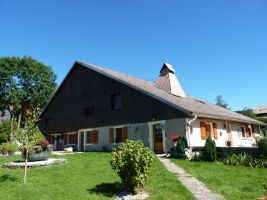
[0,0,266,111]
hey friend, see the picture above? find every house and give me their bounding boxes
[254,106,267,118]
[38,61,265,153]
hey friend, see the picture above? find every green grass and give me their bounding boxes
[0,153,195,200]
[172,159,267,200]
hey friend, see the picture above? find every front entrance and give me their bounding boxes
[153,124,164,153]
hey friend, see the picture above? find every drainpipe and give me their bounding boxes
[186,114,198,154]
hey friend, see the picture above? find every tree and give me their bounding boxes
[0,120,17,144]
[0,56,57,141]
[215,95,229,109]
[15,107,44,184]
[202,136,217,161]
[236,107,257,119]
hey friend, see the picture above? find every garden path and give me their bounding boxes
[157,155,225,200]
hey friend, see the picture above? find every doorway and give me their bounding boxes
[153,124,164,153]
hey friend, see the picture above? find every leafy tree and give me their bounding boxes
[0,120,17,144]
[236,107,257,119]
[215,95,229,109]
[258,138,267,157]
[0,56,57,141]
[15,107,44,184]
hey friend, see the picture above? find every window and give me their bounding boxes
[84,106,95,116]
[241,126,246,138]
[86,131,92,143]
[68,134,76,144]
[111,94,122,110]
[115,128,123,143]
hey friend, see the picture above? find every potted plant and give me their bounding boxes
[8,143,18,155]
[23,139,52,161]
[169,133,179,157]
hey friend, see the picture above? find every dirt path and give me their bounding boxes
[157,155,225,200]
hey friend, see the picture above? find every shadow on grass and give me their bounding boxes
[87,182,124,197]
[0,174,18,182]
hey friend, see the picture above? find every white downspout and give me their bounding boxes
[187,114,197,154]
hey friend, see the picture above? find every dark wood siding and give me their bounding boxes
[39,63,187,134]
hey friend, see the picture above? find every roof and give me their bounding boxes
[77,61,264,125]
[160,63,175,73]
[40,61,265,126]
[155,63,186,97]
[254,106,267,115]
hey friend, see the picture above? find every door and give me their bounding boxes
[153,124,163,153]
[80,131,84,152]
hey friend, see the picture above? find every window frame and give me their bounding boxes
[115,127,123,143]
[111,93,122,110]
[85,130,93,144]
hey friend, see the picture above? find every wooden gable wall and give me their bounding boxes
[38,63,187,134]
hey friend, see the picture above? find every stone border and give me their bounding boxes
[3,158,67,169]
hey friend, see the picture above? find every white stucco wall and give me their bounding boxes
[189,119,258,148]
[82,122,150,152]
[164,118,186,151]
[77,118,186,152]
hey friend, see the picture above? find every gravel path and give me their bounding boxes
[157,155,225,200]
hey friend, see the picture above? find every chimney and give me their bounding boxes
[155,63,186,98]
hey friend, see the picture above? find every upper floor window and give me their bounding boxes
[84,106,95,116]
[111,94,122,110]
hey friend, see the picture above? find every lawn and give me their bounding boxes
[0,153,195,200]
[172,159,267,200]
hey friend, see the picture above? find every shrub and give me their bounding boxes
[110,140,155,194]
[176,136,188,158]
[0,120,11,144]
[223,153,267,168]
[202,136,217,161]
[258,138,267,157]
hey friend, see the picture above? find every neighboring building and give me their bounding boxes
[254,106,267,118]
[38,61,265,153]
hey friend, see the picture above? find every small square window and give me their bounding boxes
[84,106,95,116]
[111,94,122,110]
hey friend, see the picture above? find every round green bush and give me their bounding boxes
[176,136,188,158]
[110,140,155,194]
[202,136,217,161]
[258,138,267,157]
